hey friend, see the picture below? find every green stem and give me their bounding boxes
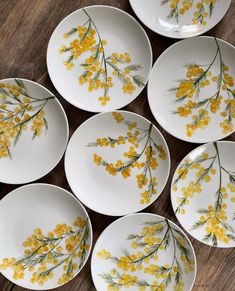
[82,9,108,92]
[213,142,223,212]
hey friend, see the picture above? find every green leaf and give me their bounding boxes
[212,233,218,247]
[43,117,48,131]
[66,259,73,276]
[15,79,25,89]
[132,75,145,87]
[209,2,214,17]
[127,234,143,241]
[190,219,206,230]
[124,64,142,71]
[14,126,22,146]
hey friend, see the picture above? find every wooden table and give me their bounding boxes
[0,0,235,290]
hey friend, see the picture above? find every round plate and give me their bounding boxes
[47,5,152,112]
[129,0,231,38]
[148,36,235,143]
[91,213,197,291]
[65,111,170,216]
[171,141,235,248]
[0,78,69,184]
[0,184,92,290]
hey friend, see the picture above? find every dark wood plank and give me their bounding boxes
[0,0,235,290]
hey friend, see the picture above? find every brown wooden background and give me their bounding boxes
[0,0,235,290]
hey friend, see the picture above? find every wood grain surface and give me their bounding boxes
[0,0,235,290]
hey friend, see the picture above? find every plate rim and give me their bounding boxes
[0,182,93,290]
[91,212,197,291]
[129,0,231,39]
[0,78,69,184]
[147,35,235,144]
[46,4,153,113]
[65,109,171,216]
[170,140,235,248]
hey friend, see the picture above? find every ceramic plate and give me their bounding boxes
[0,78,69,184]
[148,36,235,143]
[171,141,235,248]
[129,0,231,38]
[0,184,92,290]
[91,213,196,291]
[65,111,170,216]
[47,5,152,112]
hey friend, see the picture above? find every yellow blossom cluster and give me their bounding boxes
[177,100,196,117]
[91,113,167,205]
[0,217,89,286]
[140,177,158,204]
[112,112,124,123]
[60,13,144,106]
[186,109,211,137]
[172,49,235,137]
[162,0,218,27]
[176,79,195,99]
[200,204,231,244]
[97,221,194,291]
[174,143,235,246]
[176,181,202,214]
[0,82,49,158]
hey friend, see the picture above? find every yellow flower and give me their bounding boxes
[112,112,124,123]
[121,168,131,179]
[220,119,233,134]
[228,182,235,192]
[176,80,195,99]
[210,95,222,113]
[122,82,136,95]
[73,216,87,228]
[177,167,188,180]
[106,163,117,176]
[186,65,203,78]
[63,61,74,70]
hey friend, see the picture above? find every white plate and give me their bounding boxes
[47,5,152,112]
[65,111,170,216]
[171,141,235,248]
[148,36,235,143]
[0,184,92,290]
[0,78,69,184]
[129,0,231,38]
[91,213,197,291]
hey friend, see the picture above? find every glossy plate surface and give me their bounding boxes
[91,213,197,291]
[148,36,235,143]
[171,141,235,248]
[65,111,170,216]
[47,5,152,112]
[0,78,69,184]
[129,0,231,38]
[0,184,92,290]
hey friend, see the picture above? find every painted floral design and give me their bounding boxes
[161,0,218,25]
[0,79,54,158]
[173,142,235,247]
[88,112,167,204]
[169,38,235,137]
[97,219,195,291]
[0,217,90,286]
[59,9,144,106]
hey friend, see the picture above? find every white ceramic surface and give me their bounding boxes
[0,78,69,184]
[0,184,92,290]
[148,36,235,143]
[129,0,231,38]
[47,5,152,112]
[91,213,197,291]
[65,111,170,216]
[171,141,235,248]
